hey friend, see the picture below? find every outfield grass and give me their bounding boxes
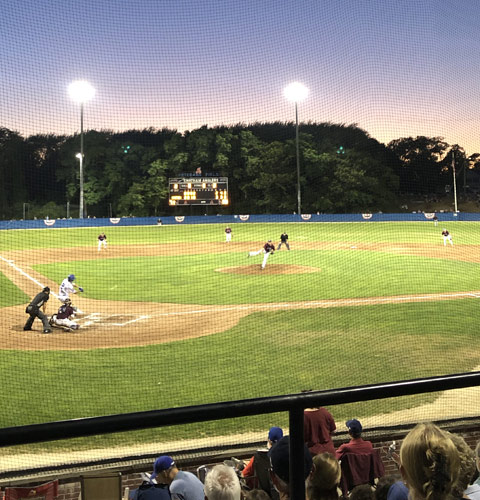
[1,221,480,251]
[1,221,479,452]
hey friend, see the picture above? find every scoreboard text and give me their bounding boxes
[168,177,229,206]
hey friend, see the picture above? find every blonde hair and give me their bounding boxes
[445,432,476,500]
[306,453,341,500]
[400,423,459,500]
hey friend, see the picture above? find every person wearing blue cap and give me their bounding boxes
[335,419,373,460]
[241,426,284,494]
[151,455,204,500]
[58,274,84,304]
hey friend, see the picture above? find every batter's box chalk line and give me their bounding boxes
[77,312,150,327]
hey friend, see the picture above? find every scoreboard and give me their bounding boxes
[168,177,229,206]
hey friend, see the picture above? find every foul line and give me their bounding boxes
[0,255,60,300]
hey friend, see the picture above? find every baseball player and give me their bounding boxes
[24,286,52,333]
[225,226,232,243]
[58,274,84,304]
[98,232,107,251]
[49,298,80,331]
[442,229,453,246]
[248,240,275,270]
[277,232,290,250]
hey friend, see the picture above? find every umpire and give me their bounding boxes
[24,287,52,333]
[277,232,290,251]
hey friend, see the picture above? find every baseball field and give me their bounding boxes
[0,220,479,453]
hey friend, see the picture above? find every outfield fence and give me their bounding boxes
[1,211,479,230]
[0,372,479,500]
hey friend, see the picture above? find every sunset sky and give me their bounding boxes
[2,0,480,154]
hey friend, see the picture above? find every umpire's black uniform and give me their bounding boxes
[24,287,51,333]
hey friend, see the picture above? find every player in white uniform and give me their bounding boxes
[225,226,232,243]
[98,233,107,251]
[58,274,84,303]
[442,229,453,246]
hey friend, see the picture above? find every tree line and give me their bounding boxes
[1,122,479,219]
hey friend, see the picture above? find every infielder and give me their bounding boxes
[225,226,232,243]
[98,232,107,251]
[248,240,275,270]
[49,298,79,331]
[442,229,453,246]
[58,274,84,303]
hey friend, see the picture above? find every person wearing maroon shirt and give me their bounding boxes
[248,240,275,270]
[304,406,336,456]
[335,419,373,460]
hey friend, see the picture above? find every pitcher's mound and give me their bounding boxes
[216,265,321,275]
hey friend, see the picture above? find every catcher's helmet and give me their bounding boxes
[64,298,72,305]
[68,274,75,282]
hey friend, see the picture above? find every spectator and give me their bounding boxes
[475,440,480,487]
[151,455,204,500]
[204,465,241,500]
[373,476,397,500]
[304,401,336,456]
[399,423,459,500]
[349,484,374,500]
[242,426,283,490]
[245,490,271,500]
[305,452,341,500]
[336,420,373,460]
[386,481,408,500]
[269,436,313,499]
[446,432,480,500]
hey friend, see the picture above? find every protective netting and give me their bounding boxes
[1,0,479,471]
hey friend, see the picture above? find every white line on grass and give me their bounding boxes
[0,255,60,299]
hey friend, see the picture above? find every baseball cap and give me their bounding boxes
[151,455,175,480]
[269,436,313,483]
[268,426,283,443]
[346,419,362,434]
[68,274,75,281]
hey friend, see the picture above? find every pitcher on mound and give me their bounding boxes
[248,240,275,270]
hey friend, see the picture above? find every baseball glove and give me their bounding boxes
[78,287,84,292]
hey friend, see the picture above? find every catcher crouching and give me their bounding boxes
[49,298,80,331]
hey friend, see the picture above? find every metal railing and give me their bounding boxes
[1,372,479,500]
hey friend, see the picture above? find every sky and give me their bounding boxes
[2,0,480,154]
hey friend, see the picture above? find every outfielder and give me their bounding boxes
[98,232,107,251]
[248,240,275,270]
[442,229,453,246]
[58,274,84,303]
[49,298,79,331]
[225,226,232,243]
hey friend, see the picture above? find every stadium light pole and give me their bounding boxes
[68,80,96,218]
[284,82,309,215]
